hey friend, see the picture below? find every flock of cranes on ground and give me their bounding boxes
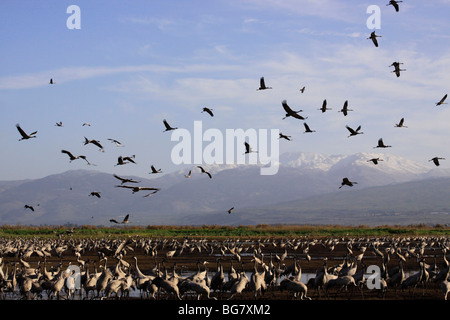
[0,234,449,300]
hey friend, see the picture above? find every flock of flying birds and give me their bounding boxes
[13,1,448,224]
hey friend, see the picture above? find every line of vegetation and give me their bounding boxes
[0,224,449,238]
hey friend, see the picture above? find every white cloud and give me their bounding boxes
[0,63,240,90]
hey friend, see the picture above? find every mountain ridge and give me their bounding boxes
[0,151,448,226]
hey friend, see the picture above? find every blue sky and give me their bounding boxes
[1,0,449,180]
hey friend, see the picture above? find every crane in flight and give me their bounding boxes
[436,94,447,106]
[386,0,402,12]
[16,124,37,141]
[367,158,383,165]
[163,119,178,132]
[61,149,93,165]
[345,125,363,137]
[108,138,125,147]
[282,100,307,120]
[84,137,104,151]
[24,204,39,212]
[339,178,357,189]
[367,31,382,47]
[201,107,214,117]
[318,99,332,113]
[338,101,353,116]
[115,185,160,194]
[113,174,140,185]
[390,62,406,77]
[244,142,258,154]
[279,133,292,141]
[429,157,445,166]
[110,214,129,224]
[395,118,408,128]
[257,77,272,90]
[374,138,392,148]
[115,155,136,166]
[89,191,101,198]
[303,123,316,133]
[197,166,212,179]
[149,165,162,174]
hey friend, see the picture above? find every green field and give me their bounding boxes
[1,224,449,238]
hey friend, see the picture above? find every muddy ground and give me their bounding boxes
[1,235,448,301]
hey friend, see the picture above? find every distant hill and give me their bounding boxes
[182,177,450,226]
[0,152,449,226]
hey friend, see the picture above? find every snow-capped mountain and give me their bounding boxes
[280,151,430,175]
[0,151,448,226]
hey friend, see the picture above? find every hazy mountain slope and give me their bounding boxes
[182,177,450,226]
[0,152,447,226]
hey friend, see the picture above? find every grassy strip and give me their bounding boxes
[0,224,449,238]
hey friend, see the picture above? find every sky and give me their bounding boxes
[0,0,449,181]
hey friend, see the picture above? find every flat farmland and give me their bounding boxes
[0,225,449,301]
